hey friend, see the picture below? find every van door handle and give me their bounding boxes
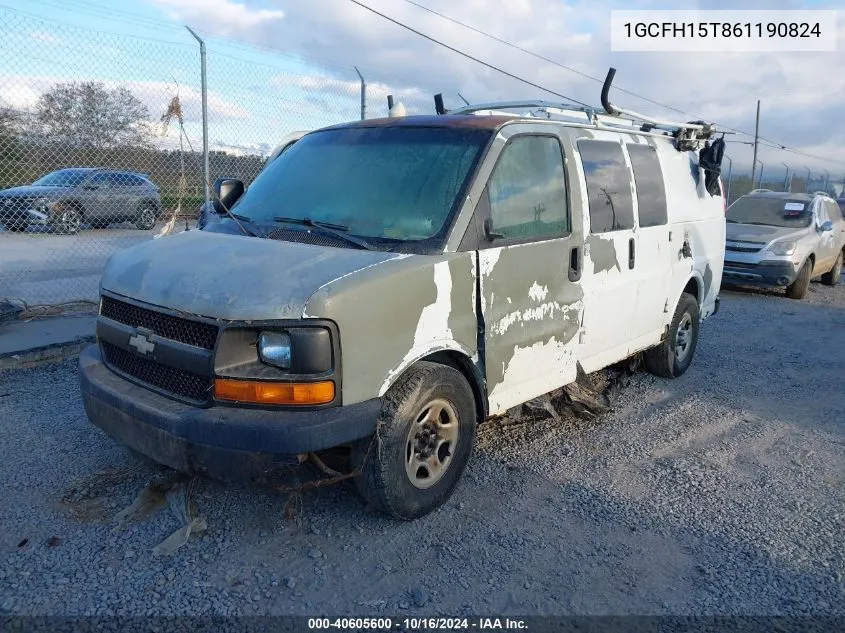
[568,246,582,282]
[628,238,635,269]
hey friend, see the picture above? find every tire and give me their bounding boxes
[134,202,157,230]
[785,259,812,299]
[350,361,476,520]
[53,204,82,235]
[821,251,842,287]
[644,292,700,379]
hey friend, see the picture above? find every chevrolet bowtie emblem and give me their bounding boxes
[128,331,155,355]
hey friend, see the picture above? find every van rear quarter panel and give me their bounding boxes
[656,141,725,319]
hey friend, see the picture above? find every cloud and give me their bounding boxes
[0,74,250,123]
[150,0,283,34]
[143,0,845,170]
[30,30,61,45]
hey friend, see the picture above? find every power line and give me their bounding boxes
[398,0,845,166]
[346,0,590,107]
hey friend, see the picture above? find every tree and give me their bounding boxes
[0,106,21,138]
[36,81,152,149]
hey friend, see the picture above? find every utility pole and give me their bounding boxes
[782,162,790,192]
[186,26,210,209]
[750,100,760,192]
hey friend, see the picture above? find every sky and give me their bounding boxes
[0,0,843,183]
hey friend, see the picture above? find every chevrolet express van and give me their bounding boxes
[80,72,726,519]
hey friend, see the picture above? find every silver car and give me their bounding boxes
[723,191,845,299]
[0,168,163,235]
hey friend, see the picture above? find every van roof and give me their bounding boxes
[321,114,516,132]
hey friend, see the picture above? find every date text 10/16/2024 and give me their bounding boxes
[307,617,528,630]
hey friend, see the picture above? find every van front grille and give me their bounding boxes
[101,340,211,403]
[100,296,218,350]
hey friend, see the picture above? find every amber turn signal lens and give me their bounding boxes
[214,379,335,405]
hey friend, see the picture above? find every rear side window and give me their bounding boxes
[578,140,634,233]
[626,144,667,227]
[487,135,569,240]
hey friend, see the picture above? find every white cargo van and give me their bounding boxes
[81,69,727,519]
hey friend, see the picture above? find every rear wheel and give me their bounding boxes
[134,202,157,230]
[53,204,82,235]
[644,292,700,379]
[785,259,812,299]
[351,361,476,520]
[821,251,842,286]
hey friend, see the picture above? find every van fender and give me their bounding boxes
[377,340,477,398]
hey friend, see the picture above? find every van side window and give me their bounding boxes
[577,140,635,233]
[626,144,667,227]
[487,136,569,240]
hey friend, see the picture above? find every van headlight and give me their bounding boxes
[768,240,797,256]
[258,331,291,369]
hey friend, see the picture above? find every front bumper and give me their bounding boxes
[79,344,380,481]
[0,207,49,226]
[722,259,799,288]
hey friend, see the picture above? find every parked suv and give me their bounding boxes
[80,74,726,519]
[723,190,845,299]
[0,168,162,234]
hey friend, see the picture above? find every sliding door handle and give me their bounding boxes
[568,246,582,282]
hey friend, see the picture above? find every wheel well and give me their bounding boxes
[420,351,487,422]
[683,278,700,303]
[60,199,85,218]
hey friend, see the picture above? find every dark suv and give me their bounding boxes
[0,168,162,234]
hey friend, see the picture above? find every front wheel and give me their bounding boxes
[644,292,700,379]
[821,252,842,287]
[351,361,476,520]
[785,259,812,299]
[134,203,157,230]
[53,205,82,235]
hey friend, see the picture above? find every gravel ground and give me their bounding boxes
[1,278,844,618]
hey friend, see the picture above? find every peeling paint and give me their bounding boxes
[528,282,549,302]
[586,235,621,274]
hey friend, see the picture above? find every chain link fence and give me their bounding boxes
[0,8,445,308]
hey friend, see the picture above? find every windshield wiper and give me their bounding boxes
[272,216,373,250]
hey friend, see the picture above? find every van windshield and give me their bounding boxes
[726,196,813,229]
[231,126,491,243]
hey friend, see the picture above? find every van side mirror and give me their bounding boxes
[483,217,504,241]
[820,220,834,233]
[213,178,245,214]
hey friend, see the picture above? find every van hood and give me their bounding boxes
[726,223,807,243]
[100,230,401,321]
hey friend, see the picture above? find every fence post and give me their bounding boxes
[354,66,366,121]
[186,26,210,209]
